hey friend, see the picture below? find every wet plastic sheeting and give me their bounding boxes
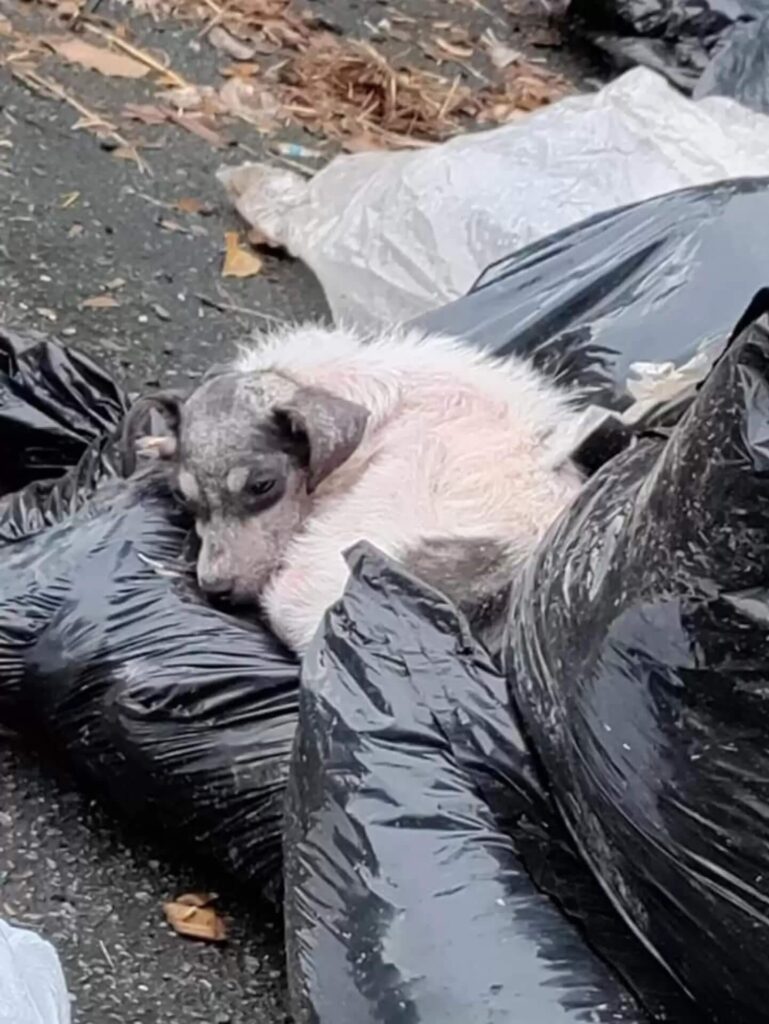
[416,178,769,416]
[506,309,769,1023]
[0,327,127,497]
[568,0,769,112]
[284,545,660,1024]
[0,328,299,885]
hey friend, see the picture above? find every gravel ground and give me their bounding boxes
[0,2,598,1020]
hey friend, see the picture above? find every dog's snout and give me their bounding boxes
[199,574,234,600]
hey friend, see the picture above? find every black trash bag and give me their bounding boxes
[0,329,300,886]
[505,304,769,1023]
[284,544,696,1023]
[566,0,769,112]
[416,177,769,427]
[0,326,128,497]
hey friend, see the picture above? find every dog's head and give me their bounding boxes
[123,369,369,606]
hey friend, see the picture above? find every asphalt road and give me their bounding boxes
[0,1,596,1020]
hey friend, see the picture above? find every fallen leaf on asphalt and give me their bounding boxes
[164,894,227,942]
[81,295,121,309]
[208,25,256,61]
[174,196,207,214]
[222,232,263,278]
[47,37,150,79]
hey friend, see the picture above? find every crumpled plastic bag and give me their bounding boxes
[0,329,299,890]
[568,0,769,113]
[284,544,703,1023]
[0,920,70,1024]
[217,67,769,328]
[415,178,769,423]
[505,299,769,1022]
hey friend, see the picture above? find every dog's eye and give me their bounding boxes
[246,478,276,497]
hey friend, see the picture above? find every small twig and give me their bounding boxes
[81,22,189,88]
[439,73,460,119]
[99,940,115,971]
[197,0,232,38]
[195,293,283,323]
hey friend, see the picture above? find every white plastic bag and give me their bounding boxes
[218,67,769,329]
[0,920,70,1024]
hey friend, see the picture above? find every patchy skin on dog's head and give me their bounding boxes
[124,368,369,608]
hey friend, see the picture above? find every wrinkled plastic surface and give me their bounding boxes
[0,919,70,1024]
[0,330,300,887]
[417,178,769,416]
[284,545,703,1023]
[505,307,769,1023]
[218,68,769,329]
[568,0,769,113]
[0,326,127,498]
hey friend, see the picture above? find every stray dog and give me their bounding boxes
[123,325,585,653]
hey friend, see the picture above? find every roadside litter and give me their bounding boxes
[0,918,70,1024]
[568,0,769,113]
[217,67,769,328]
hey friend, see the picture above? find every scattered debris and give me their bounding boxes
[163,893,227,943]
[81,21,189,88]
[208,25,256,62]
[174,196,212,214]
[482,29,523,69]
[80,295,121,309]
[59,190,80,208]
[278,34,473,146]
[222,231,264,277]
[435,36,474,60]
[10,65,147,170]
[45,36,150,79]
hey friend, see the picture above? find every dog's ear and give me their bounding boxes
[274,386,369,493]
[121,390,185,477]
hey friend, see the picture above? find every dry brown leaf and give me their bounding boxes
[174,196,210,214]
[164,897,227,942]
[220,62,262,78]
[222,232,263,278]
[47,37,150,79]
[81,295,120,310]
[208,25,256,61]
[435,37,474,60]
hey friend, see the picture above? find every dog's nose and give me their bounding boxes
[200,576,234,600]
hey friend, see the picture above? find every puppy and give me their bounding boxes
[124,325,585,653]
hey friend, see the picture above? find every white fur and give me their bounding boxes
[236,325,585,652]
